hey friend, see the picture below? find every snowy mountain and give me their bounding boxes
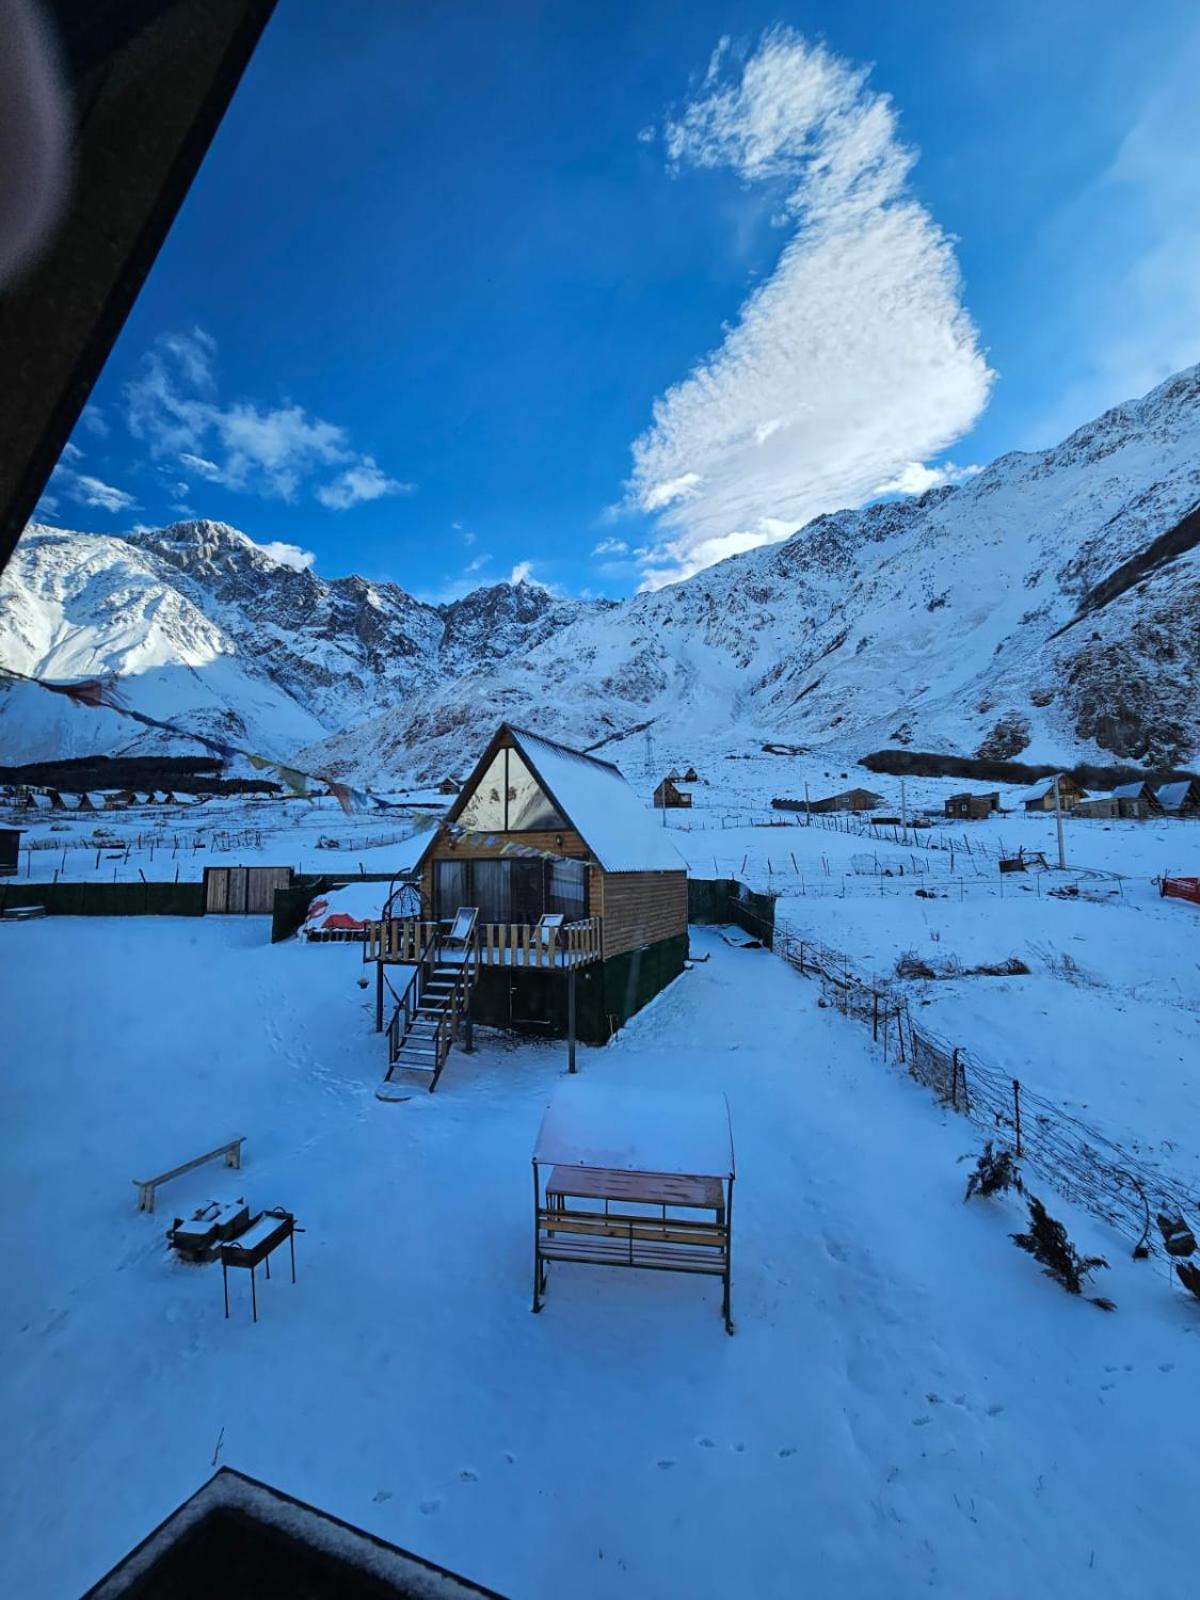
[3,365,1199,779]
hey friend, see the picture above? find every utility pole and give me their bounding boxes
[900,778,908,839]
[804,781,811,826]
[1053,773,1066,869]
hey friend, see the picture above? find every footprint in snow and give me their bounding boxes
[697,1437,716,1449]
[504,1452,517,1465]
[372,1489,392,1503]
[911,1416,931,1427]
[418,1499,441,1515]
[657,1459,676,1470]
[986,1403,1004,1416]
[459,1469,478,1482]
[778,1446,797,1458]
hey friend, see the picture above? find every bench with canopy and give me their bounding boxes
[531,1081,735,1332]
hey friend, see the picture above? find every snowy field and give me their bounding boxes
[2,918,1199,1598]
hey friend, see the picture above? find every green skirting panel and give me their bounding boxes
[470,932,689,1044]
[0,880,206,916]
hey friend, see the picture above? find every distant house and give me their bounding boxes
[0,828,21,876]
[653,776,692,809]
[1157,777,1200,816]
[810,787,884,814]
[1110,780,1160,819]
[681,765,699,783]
[1021,775,1086,812]
[436,776,462,796]
[945,791,1000,821]
[1073,797,1120,819]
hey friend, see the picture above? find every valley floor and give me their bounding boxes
[2,919,1198,1598]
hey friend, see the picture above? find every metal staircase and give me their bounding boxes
[377,929,478,1096]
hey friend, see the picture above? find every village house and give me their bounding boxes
[1157,777,1200,816]
[944,791,1000,820]
[653,775,692,808]
[809,787,884,814]
[1073,797,1121,819]
[368,725,689,1078]
[1020,775,1087,812]
[1109,780,1160,819]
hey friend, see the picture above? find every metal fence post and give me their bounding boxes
[1013,1078,1023,1156]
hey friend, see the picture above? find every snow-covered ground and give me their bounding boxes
[2,919,1198,1598]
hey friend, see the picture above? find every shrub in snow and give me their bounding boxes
[964,1141,1024,1203]
[1012,1197,1115,1309]
[896,951,936,980]
[1156,1211,1200,1300]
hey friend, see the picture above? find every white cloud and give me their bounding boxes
[873,460,981,496]
[34,493,59,518]
[126,328,413,509]
[509,560,535,584]
[254,540,316,571]
[81,404,109,437]
[628,27,993,587]
[591,536,629,556]
[315,456,414,510]
[462,527,477,545]
[72,474,138,512]
[464,554,489,574]
[60,440,83,462]
[49,460,138,515]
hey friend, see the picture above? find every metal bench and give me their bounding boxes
[133,1136,245,1213]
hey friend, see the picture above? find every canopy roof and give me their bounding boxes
[533,1080,734,1178]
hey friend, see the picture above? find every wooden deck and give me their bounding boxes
[364,916,603,969]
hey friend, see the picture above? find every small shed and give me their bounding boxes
[945,791,1000,820]
[1110,780,1160,819]
[75,791,95,812]
[681,765,699,783]
[1021,775,1087,812]
[437,776,462,796]
[653,776,692,809]
[0,828,21,876]
[1157,778,1200,816]
[1073,797,1120,819]
[810,787,883,814]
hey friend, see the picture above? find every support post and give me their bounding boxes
[567,967,577,1074]
[1013,1077,1023,1156]
[1053,775,1066,870]
[374,959,384,1033]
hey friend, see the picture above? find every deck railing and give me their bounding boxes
[365,916,602,968]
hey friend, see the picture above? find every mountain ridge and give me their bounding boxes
[2,364,1198,780]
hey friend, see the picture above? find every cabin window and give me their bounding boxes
[547,858,587,920]
[432,859,467,920]
[456,747,566,833]
[431,858,588,925]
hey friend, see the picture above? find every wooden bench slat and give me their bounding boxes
[538,1210,726,1249]
[539,1237,727,1274]
[133,1136,245,1212]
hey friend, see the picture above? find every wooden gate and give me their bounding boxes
[204,866,293,914]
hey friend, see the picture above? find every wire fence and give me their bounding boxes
[745,900,1199,1254]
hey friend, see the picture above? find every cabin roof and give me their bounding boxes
[1110,781,1149,799]
[509,726,685,872]
[1157,779,1199,810]
[1020,775,1075,803]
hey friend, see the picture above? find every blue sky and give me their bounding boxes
[40,0,1200,600]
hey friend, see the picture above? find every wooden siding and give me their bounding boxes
[596,870,688,959]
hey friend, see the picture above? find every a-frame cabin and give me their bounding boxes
[367,724,688,1083]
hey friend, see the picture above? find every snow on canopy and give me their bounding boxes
[301,881,418,937]
[512,726,685,873]
[534,1080,734,1178]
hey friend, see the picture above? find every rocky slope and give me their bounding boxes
[2,365,1198,781]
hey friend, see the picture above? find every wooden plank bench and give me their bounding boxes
[133,1136,245,1213]
[536,1165,732,1331]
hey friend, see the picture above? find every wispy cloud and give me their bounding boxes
[80,404,109,437]
[592,536,629,556]
[1026,32,1200,444]
[47,455,138,516]
[315,456,413,510]
[254,540,316,571]
[627,28,993,587]
[126,328,413,510]
[509,560,537,585]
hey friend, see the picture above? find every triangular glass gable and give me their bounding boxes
[456,745,567,833]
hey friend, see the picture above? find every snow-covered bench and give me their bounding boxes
[133,1136,245,1213]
